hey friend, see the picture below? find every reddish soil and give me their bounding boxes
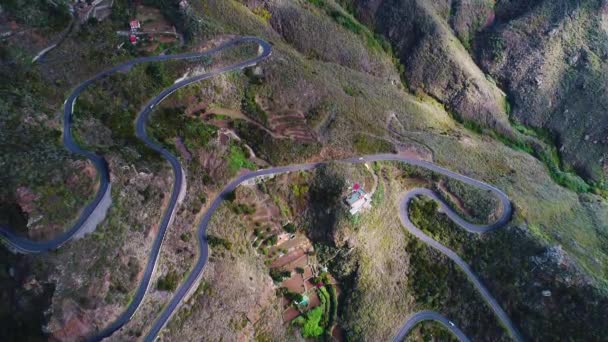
[396,142,433,161]
[271,249,307,269]
[332,325,346,341]
[282,274,305,293]
[282,307,300,323]
[307,291,321,309]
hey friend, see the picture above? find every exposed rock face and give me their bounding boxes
[352,0,513,135]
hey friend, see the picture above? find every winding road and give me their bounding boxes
[143,155,523,342]
[393,311,470,342]
[1,35,524,341]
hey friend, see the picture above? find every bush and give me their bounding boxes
[157,270,179,292]
[285,290,304,303]
[180,232,191,242]
[231,202,255,215]
[269,268,291,282]
[283,222,296,233]
[265,234,278,246]
[301,306,325,338]
[327,285,338,328]
[206,235,232,250]
[224,191,236,202]
[241,84,268,124]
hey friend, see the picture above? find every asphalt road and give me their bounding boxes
[0,37,268,254]
[91,37,272,341]
[2,33,523,341]
[144,154,523,342]
[393,310,471,342]
[0,36,272,338]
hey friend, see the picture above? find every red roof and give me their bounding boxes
[353,183,360,190]
[129,35,137,43]
[130,20,140,29]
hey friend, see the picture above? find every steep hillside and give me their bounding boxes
[1,0,607,340]
[347,0,608,189]
[476,0,608,184]
[347,0,513,134]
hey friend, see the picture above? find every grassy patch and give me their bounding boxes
[241,83,268,124]
[353,134,394,154]
[226,143,255,174]
[408,197,608,341]
[207,234,233,250]
[404,320,458,342]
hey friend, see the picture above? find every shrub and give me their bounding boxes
[224,191,236,202]
[157,270,179,291]
[301,306,325,338]
[283,222,296,233]
[269,268,291,282]
[206,235,232,250]
[180,232,191,242]
[241,84,268,124]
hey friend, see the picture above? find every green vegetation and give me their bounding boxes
[241,83,268,124]
[230,202,255,215]
[150,106,217,153]
[353,134,394,154]
[142,0,215,41]
[2,0,71,31]
[206,235,233,250]
[307,0,387,53]
[299,306,324,338]
[291,183,309,197]
[280,287,304,302]
[0,249,53,341]
[252,6,272,22]
[157,270,180,292]
[265,234,278,246]
[269,268,291,282]
[283,222,296,233]
[371,180,384,206]
[408,197,608,340]
[233,120,321,165]
[307,165,346,239]
[437,178,500,224]
[226,143,256,174]
[404,320,458,342]
[180,232,191,242]
[292,286,335,339]
[326,285,339,330]
[491,127,597,195]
